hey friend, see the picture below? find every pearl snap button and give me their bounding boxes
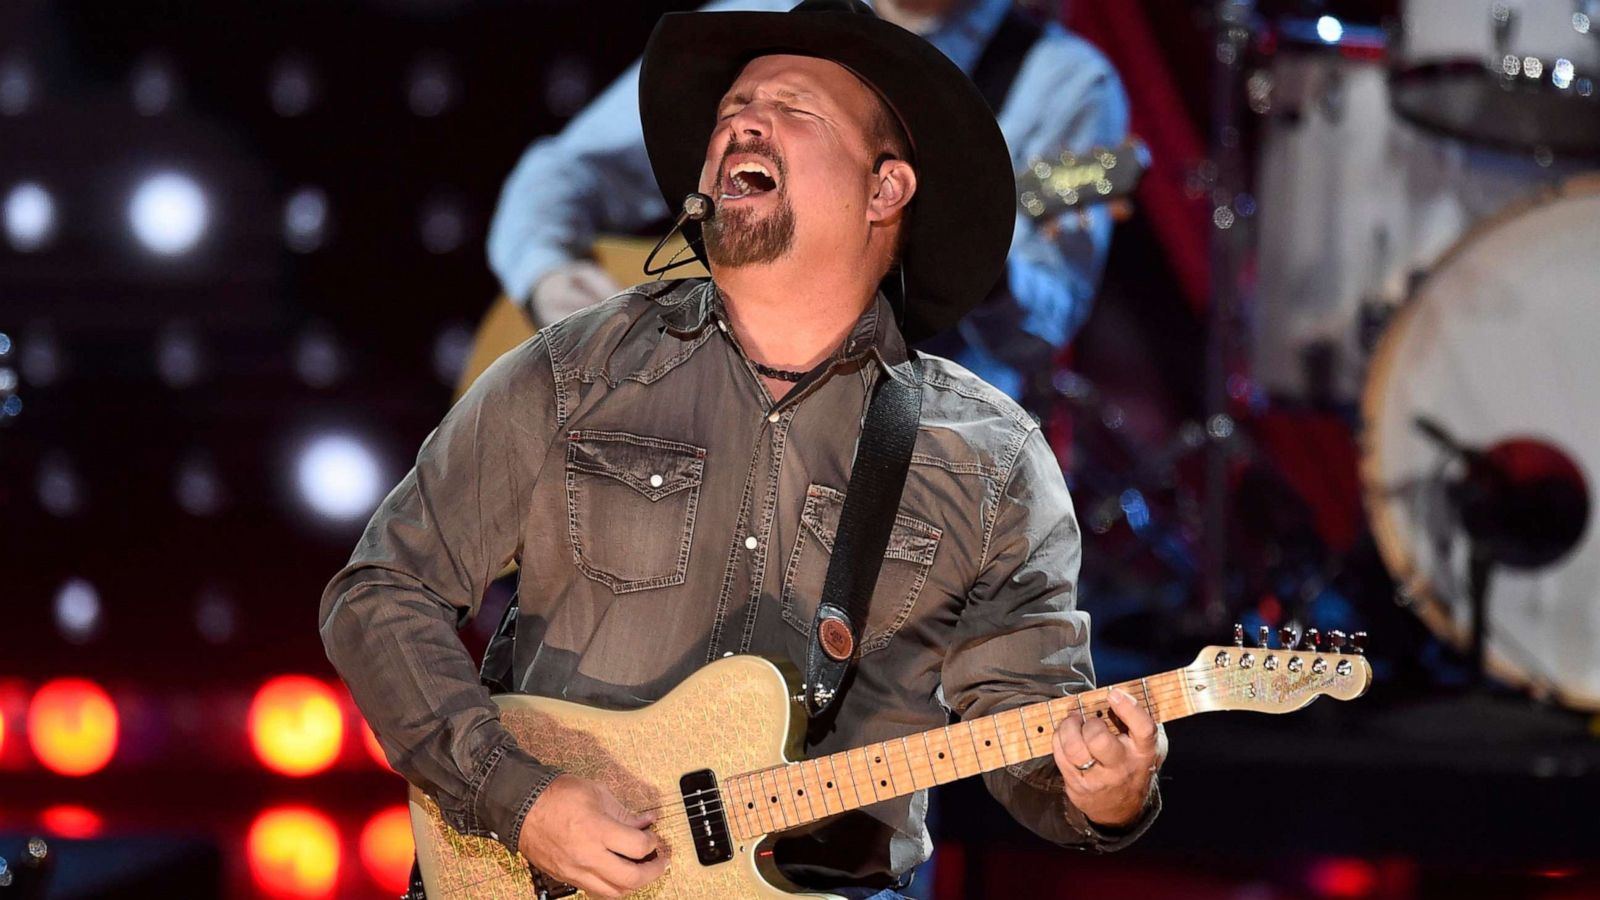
[767,412,780,423]
[649,474,664,488]
[744,536,758,550]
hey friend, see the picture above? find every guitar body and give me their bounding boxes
[409,655,841,899]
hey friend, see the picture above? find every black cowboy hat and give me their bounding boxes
[638,0,1015,342]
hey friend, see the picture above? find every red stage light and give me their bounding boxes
[247,806,341,899]
[360,720,392,770]
[27,679,119,776]
[249,676,344,776]
[40,804,103,838]
[359,805,414,894]
[1308,857,1379,898]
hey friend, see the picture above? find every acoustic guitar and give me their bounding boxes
[453,139,1149,400]
[410,630,1370,898]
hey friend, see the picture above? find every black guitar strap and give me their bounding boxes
[970,7,1046,115]
[802,355,922,716]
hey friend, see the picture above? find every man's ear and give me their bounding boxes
[867,158,917,225]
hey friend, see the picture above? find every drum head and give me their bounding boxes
[1391,63,1600,157]
[1363,176,1600,709]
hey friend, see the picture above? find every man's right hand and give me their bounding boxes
[527,259,621,327]
[516,774,667,899]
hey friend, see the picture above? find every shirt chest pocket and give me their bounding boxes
[565,430,705,594]
[781,483,942,655]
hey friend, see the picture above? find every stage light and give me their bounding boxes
[284,186,328,253]
[53,578,102,644]
[296,434,384,522]
[247,807,341,899]
[1553,58,1575,90]
[359,806,414,894]
[406,54,456,117]
[36,452,83,517]
[28,679,119,776]
[0,368,15,393]
[40,805,103,839]
[1316,15,1343,44]
[419,201,465,254]
[292,325,344,388]
[19,325,59,387]
[360,720,391,770]
[1307,857,1378,898]
[194,586,238,644]
[175,451,225,516]
[155,321,205,388]
[269,53,318,118]
[249,676,344,776]
[130,54,178,116]
[0,56,35,116]
[432,323,472,386]
[0,396,19,420]
[4,181,56,252]
[129,172,209,256]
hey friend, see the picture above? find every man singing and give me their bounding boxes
[322,2,1162,897]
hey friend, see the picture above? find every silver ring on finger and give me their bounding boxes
[1075,759,1098,771]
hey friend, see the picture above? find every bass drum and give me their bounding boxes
[1362,175,1600,709]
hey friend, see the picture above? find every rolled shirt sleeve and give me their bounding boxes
[940,427,1159,850]
[318,335,562,850]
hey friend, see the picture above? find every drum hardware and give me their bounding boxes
[1412,416,1592,687]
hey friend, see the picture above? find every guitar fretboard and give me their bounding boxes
[721,670,1195,839]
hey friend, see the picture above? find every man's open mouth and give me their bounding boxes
[721,159,779,200]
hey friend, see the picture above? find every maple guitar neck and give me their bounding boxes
[720,640,1365,839]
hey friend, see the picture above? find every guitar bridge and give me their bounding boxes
[680,769,734,867]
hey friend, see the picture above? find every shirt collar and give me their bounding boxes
[662,279,913,386]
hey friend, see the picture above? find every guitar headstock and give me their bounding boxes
[1016,137,1150,220]
[1184,626,1372,714]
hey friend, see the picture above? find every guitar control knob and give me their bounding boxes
[1258,625,1270,648]
[1233,623,1244,647]
[1352,632,1368,655]
[1329,630,1348,654]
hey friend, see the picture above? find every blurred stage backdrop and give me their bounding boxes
[3,0,1599,897]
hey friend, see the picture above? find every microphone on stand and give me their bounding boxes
[644,192,716,277]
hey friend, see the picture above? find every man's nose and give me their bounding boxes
[725,103,772,140]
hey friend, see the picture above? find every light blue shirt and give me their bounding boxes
[487,0,1129,400]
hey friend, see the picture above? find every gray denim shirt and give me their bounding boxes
[319,279,1158,889]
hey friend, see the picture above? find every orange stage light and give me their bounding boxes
[360,720,392,770]
[40,804,104,838]
[27,679,119,776]
[359,805,415,894]
[247,806,341,899]
[249,676,344,777]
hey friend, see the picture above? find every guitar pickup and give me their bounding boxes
[680,769,735,867]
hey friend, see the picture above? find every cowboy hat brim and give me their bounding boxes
[638,2,1015,342]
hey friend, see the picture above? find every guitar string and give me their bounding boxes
[635,662,1348,835]
[630,674,1213,833]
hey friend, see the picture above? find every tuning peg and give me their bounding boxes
[1233,623,1244,647]
[1257,625,1270,648]
[1329,630,1348,654]
[1302,628,1321,651]
[1279,625,1297,650]
[1352,632,1367,655]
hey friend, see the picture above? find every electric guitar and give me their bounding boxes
[453,139,1150,401]
[409,629,1370,898]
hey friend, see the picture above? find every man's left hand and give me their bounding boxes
[1051,688,1167,828]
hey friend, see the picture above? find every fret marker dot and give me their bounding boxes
[880,780,888,787]
[747,802,754,809]
[796,790,804,796]
[938,752,945,759]
[1037,726,1045,733]
[826,782,833,788]
[984,740,992,747]
[770,796,777,803]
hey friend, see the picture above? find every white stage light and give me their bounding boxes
[176,452,225,516]
[293,325,344,388]
[155,321,205,388]
[1316,15,1344,44]
[269,53,317,117]
[284,186,328,253]
[131,55,178,116]
[5,181,56,252]
[420,202,465,254]
[54,578,102,643]
[195,586,238,644]
[432,323,473,386]
[407,55,456,117]
[129,172,209,256]
[37,452,84,517]
[0,55,35,116]
[297,434,385,522]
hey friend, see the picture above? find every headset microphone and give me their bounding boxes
[644,192,716,276]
